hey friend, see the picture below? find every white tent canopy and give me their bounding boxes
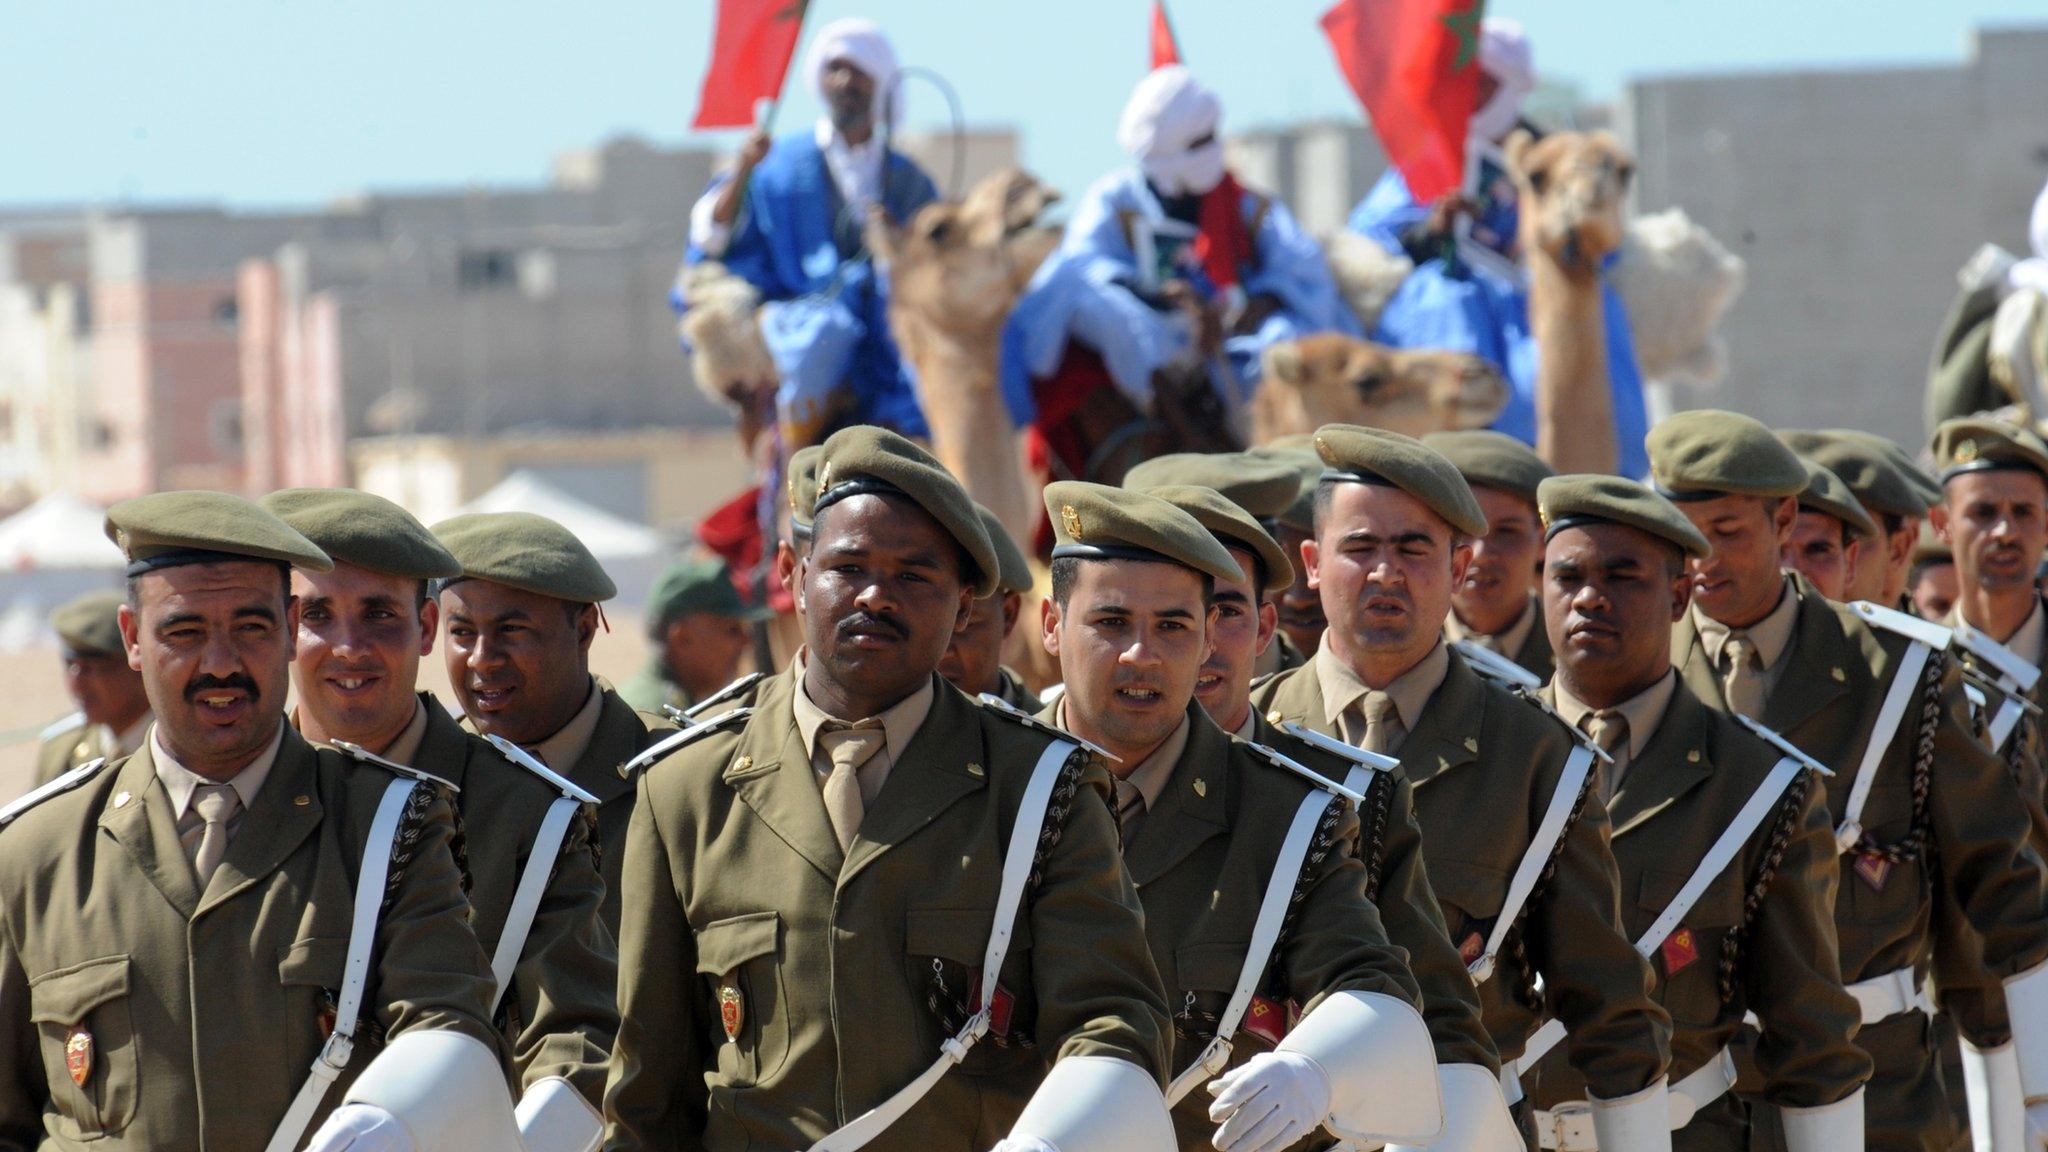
[0,493,123,570]
[455,471,670,606]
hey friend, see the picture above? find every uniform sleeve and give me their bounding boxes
[1282,799,1421,1015]
[508,805,620,1108]
[1926,691,2048,984]
[1743,778,1872,1107]
[0,915,43,1151]
[1534,764,1673,1099]
[1367,772,1501,1071]
[1025,757,1172,1082]
[371,787,505,1059]
[603,778,708,1150]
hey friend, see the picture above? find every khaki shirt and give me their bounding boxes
[152,727,281,871]
[1552,672,1678,795]
[1690,575,1800,702]
[793,657,936,809]
[1316,640,1448,747]
[1447,597,1554,682]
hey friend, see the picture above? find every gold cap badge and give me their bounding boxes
[1061,504,1084,540]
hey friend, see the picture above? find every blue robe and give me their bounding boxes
[676,133,938,437]
[1000,168,1358,427]
[1350,169,1650,479]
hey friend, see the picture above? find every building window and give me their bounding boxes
[458,250,518,291]
[214,296,239,326]
[210,401,243,453]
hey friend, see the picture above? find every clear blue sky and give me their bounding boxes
[4,0,2041,210]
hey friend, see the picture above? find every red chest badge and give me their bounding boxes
[64,1027,92,1087]
[718,982,746,1042]
[1661,928,1700,977]
[1241,996,1297,1048]
[1853,853,1892,893]
[1457,931,1485,967]
[966,971,1018,1036]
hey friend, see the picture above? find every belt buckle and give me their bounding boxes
[1833,820,1863,854]
[1546,1101,1592,1151]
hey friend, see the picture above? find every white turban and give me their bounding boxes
[2010,176,2048,293]
[1117,65,1228,197]
[1470,16,1536,144]
[805,18,901,126]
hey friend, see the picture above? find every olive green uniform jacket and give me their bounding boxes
[1510,620,1555,684]
[1923,278,2008,438]
[1528,682,1869,1148]
[991,667,1043,715]
[1252,648,1672,1102]
[603,671,1170,1152]
[1674,575,2048,1151]
[30,721,91,790]
[0,726,502,1151]
[617,661,689,718]
[410,697,617,1107]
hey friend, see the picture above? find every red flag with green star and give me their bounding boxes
[692,0,811,129]
[1320,0,1487,203]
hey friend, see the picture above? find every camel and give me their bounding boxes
[1251,332,1509,441]
[673,262,778,452]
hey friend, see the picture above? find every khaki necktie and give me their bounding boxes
[189,784,242,887]
[1583,712,1631,802]
[818,721,885,852]
[1362,691,1406,756]
[1721,635,1766,719]
[1112,776,1146,850]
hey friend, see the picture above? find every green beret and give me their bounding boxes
[1644,410,1807,501]
[974,504,1035,594]
[1777,430,1934,521]
[1312,424,1487,537]
[1912,520,1951,567]
[1143,483,1294,593]
[1421,430,1555,504]
[812,425,999,597]
[1929,416,2048,485]
[1249,446,1323,536]
[786,444,824,539]
[1123,452,1303,519]
[1795,460,1880,540]
[51,588,128,657]
[260,488,461,580]
[106,490,332,576]
[1045,480,1245,585]
[1536,474,1710,559]
[647,556,770,633]
[431,512,617,603]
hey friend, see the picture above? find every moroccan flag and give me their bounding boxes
[691,0,811,129]
[1319,0,1487,203]
[1150,0,1182,69]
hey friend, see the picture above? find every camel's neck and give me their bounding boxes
[902,316,1036,544]
[1527,250,1616,474]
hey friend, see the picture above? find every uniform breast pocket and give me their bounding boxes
[905,906,1036,1071]
[30,955,139,1139]
[1636,868,1742,1028]
[696,911,789,1087]
[277,937,349,1062]
[1837,783,1923,927]
[1426,858,1510,964]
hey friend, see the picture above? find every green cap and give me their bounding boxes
[647,556,771,633]
[812,425,999,597]
[1929,416,2048,485]
[1250,446,1323,536]
[1045,480,1245,585]
[260,488,462,580]
[431,512,617,603]
[974,504,1035,594]
[1422,430,1555,505]
[106,490,333,576]
[1144,484,1294,593]
[1795,460,1880,541]
[1312,424,1487,537]
[1912,520,1951,567]
[1537,474,1710,559]
[1777,430,1935,521]
[1644,410,1807,501]
[1123,452,1304,519]
[51,588,127,657]
[786,444,824,539]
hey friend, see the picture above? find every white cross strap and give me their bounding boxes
[484,735,602,804]
[617,707,753,779]
[1470,743,1597,985]
[1949,617,2040,751]
[0,758,109,828]
[488,795,586,1015]
[1239,739,1366,804]
[1452,639,1544,690]
[1834,638,1931,853]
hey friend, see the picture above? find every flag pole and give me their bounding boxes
[739,2,813,202]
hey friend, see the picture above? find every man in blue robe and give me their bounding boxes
[1000,66,1359,432]
[1349,17,1652,478]
[679,18,937,444]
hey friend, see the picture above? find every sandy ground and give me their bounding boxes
[0,610,657,802]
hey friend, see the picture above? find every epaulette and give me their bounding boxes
[1500,681,1616,768]
[663,672,768,726]
[1948,617,2041,693]
[36,710,85,743]
[1731,713,1835,777]
[1238,738,1366,803]
[1273,720,1403,775]
[1848,600,1954,652]
[0,757,111,828]
[481,734,600,803]
[618,706,753,780]
[330,740,462,793]
[974,692,1121,763]
[1451,639,1546,691]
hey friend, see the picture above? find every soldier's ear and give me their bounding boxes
[1767,496,1799,545]
[1040,595,1062,657]
[118,602,142,672]
[1928,503,1952,544]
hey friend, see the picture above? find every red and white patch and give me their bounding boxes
[1457,931,1485,967]
[64,1028,92,1087]
[718,982,745,1042]
[967,971,1018,1036]
[1660,927,1700,977]
[1853,853,1892,893]
[1241,996,1294,1048]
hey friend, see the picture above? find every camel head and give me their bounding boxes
[1505,129,1634,278]
[1252,332,1509,442]
[869,168,1063,337]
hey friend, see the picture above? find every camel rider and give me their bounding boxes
[1002,66,1359,427]
[680,18,938,446]
[1926,175,2048,432]
[1348,17,1652,479]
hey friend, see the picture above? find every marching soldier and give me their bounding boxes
[1250,441,1331,662]
[1251,425,1674,1143]
[0,491,504,1151]
[938,505,1043,712]
[605,427,1176,1151]
[1779,430,1939,608]
[263,488,618,1116]
[618,556,768,715]
[1648,410,2048,1150]
[1524,475,1869,1149]
[1426,430,1558,681]
[1911,523,1959,622]
[1139,480,1514,1145]
[431,510,670,933]
[32,588,152,787]
[1778,460,1877,603]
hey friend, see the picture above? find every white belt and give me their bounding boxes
[1499,1062,1524,1108]
[1846,966,1930,1026]
[1533,1046,1735,1149]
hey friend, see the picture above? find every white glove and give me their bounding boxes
[2027,1100,2048,1150]
[1206,1051,1332,1152]
[307,1103,412,1152]
[987,1139,1058,1152]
